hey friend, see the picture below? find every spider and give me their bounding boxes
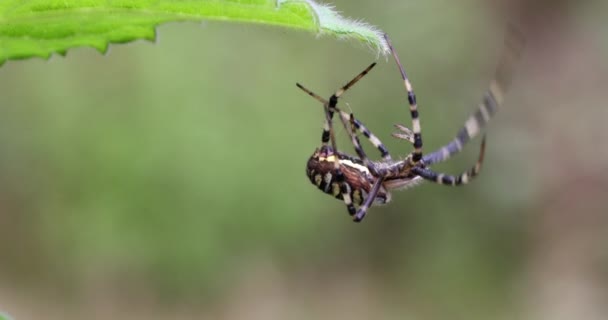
[296,28,525,222]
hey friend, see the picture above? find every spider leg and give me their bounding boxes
[412,135,487,186]
[295,83,336,146]
[296,83,390,216]
[297,64,390,217]
[296,83,392,161]
[329,112,385,175]
[326,62,378,159]
[422,25,525,165]
[297,74,377,217]
[319,96,358,216]
[351,115,392,160]
[353,177,386,222]
[384,34,423,165]
[328,62,377,108]
[296,63,375,147]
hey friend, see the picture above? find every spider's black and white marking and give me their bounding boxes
[297,27,525,222]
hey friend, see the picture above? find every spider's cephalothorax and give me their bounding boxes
[297,26,525,222]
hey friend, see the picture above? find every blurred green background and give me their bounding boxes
[1,1,608,319]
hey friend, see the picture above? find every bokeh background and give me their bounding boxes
[1,0,607,319]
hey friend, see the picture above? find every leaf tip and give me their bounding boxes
[289,0,390,56]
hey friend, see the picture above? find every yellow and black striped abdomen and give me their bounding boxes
[306,148,389,206]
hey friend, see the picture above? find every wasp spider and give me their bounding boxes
[297,27,525,222]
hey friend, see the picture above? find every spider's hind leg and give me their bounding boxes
[353,177,386,222]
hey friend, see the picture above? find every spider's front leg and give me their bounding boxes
[421,25,525,166]
[391,121,487,186]
[385,34,424,165]
[412,135,487,186]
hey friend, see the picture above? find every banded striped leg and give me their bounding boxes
[384,33,423,165]
[342,112,394,221]
[296,86,390,217]
[296,84,392,163]
[296,63,380,216]
[296,62,376,148]
[412,135,487,186]
[324,104,358,216]
[295,83,336,146]
[324,61,377,148]
[341,113,385,174]
[325,62,384,169]
[327,62,376,120]
[353,177,385,223]
[422,25,525,166]
[315,86,363,215]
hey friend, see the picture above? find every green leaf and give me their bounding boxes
[0,0,389,65]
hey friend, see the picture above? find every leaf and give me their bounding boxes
[0,0,389,65]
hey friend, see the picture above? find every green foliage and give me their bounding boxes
[0,0,389,65]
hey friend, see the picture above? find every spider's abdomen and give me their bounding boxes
[306,147,389,206]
